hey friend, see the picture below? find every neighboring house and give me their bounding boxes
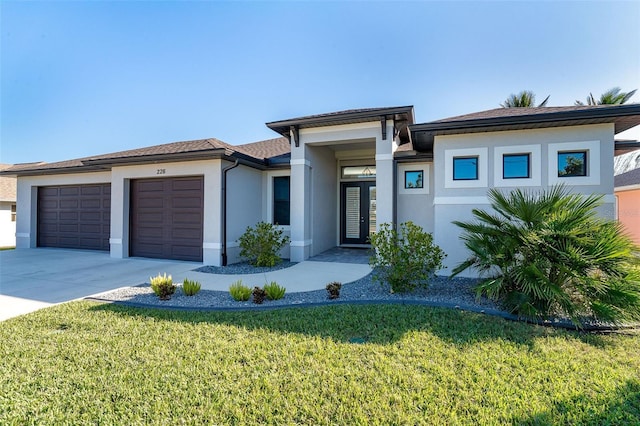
[0,164,17,248]
[615,164,640,246]
[2,104,640,276]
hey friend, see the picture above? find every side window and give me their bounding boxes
[273,176,290,226]
[404,170,424,189]
[503,153,530,179]
[453,156,479,180]
[11,204,16,222]
[558,151,587,177]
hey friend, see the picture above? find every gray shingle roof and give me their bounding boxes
[615,167,640,188]
[0,164,16,202]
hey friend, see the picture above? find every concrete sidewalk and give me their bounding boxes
[0,248,371,321]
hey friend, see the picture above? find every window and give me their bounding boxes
[404,170,424,189]
[273,176,290,226]
[558,151,587,177]
[453,156,479,180]
[341,165,376,179]
[503,153,530,179]
[11,204,16,222]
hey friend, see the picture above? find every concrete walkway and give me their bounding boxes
[0,248,371,321]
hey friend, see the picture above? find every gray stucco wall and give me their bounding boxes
[396,161,434,234]
[307,145,337,256]
[431,123,616,277]
[225,162,263,264]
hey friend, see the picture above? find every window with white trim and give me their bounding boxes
[494,144,541,187]
[273,176,290,226]
[444,147,488,188]
[548,141,600,186]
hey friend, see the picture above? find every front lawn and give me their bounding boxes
[1,302,639,424]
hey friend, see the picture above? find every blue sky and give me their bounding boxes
[1,1,639,164]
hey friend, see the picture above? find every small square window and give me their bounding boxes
[558,151,587,177]
[11,204,16,222]
[404,170,424,189]
[503,153,530,179]
[453,156,478,180]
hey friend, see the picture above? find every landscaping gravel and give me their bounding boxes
[91,272,501,312]
[194,261,298,275]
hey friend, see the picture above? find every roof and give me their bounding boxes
[266,106,415,144]
[0,164,17,202]
[410,104,640,154]
[1,137,293,176]
[614,150,640,175]
[615,167,640,188]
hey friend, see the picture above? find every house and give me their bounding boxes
[614,150,640,245]
[0,164,17,248]
[3,104,640,276]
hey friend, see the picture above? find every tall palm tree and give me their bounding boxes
[575,87,637,105]
[500,90,550,108]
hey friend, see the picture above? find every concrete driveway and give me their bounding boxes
[0,248,201,321]
[0,248,372,321]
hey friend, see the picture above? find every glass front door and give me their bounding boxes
[340,182,376,245]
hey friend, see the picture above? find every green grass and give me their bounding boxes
[1,302,639,425]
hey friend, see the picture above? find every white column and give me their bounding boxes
[375,120,395,227]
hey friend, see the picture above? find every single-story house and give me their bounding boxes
[0,164,17,248]
[3,104,640,276]
[614,151,640,244]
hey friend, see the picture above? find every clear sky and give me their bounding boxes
[1,1,639,165]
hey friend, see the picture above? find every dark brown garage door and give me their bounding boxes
[130,176,204,262]
[38,184,111,251]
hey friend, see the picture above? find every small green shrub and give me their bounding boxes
[452,185,640,327]
[252,287,266,304]
[229,280,251,301]
[326,282,342,299]
[264,281,286,300]
[182,278,201,296]
[369,221,446,293]
[238,221,290,267]
[149,273,176,300]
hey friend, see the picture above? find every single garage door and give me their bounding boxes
[130,176,204,262]
[38,184,111,251]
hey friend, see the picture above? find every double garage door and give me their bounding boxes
[37,177,204,262]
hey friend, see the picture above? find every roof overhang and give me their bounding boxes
[266,106,415,145]
[410,104,640,155]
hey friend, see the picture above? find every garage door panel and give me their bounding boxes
[59,187,80,196]
[38,184,111,251]
[130,177,203,262]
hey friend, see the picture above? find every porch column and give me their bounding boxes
[375,119,395,227]
[290,148,312,262]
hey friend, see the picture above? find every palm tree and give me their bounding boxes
[500,90,550,108]
[575,87,637,105]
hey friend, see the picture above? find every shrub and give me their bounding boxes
[182,278,201,296]
[149,273,176,300]
[369,221,446,293]
[326,282,342,299]
[238,221,290,267]
[451,185,640,327]
[264,281,286,300]
[229,280,251,301]
[252,287,266,304]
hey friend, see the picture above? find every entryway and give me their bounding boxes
[340,182,376,245]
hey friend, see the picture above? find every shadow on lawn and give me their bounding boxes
[88,302,611,348]
[513,379,640,425]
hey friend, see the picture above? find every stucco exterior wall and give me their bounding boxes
[616,188,640,245]
[396,161,434,234]
[0,201,16,247]
[432,123,616,276]
[307,145,337,256]
[225,163,263,264]
[15,171,112,249]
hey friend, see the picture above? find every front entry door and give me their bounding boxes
[341,182,376,245]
